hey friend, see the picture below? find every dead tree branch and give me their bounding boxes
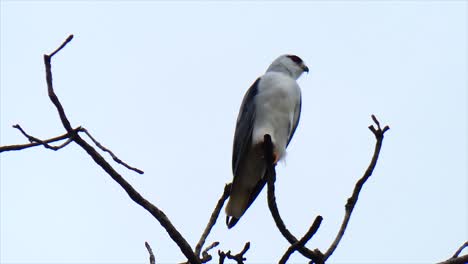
[1,124,143,174]
[451,241,468,258]
[437,241,468,264]
[200,242,220,263]
[145,241,156,264]
[438,255,468,264]
[322,115,389,261]
[263,134,323,263]
[41,35,200,264]
[12,124,75,150]
[263,115,389,264]
[0,125,81,152]
[218,242,250,264]
[195,183,232,257]
[80,128,144,174]
[279,216,323,264]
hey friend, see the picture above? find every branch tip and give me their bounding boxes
[145,241,155,264]
[452,241,468,258]
[323,114,389,261]
[195,183,231,258]
[49,34,74,58]
[218,242,250,264]
[371,114,380,129]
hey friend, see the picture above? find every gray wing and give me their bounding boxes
[232,78,260,174]
[287,93,301,146]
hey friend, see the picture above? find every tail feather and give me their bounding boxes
[225,177,267,228]
[225,187,250,219]
[226,216,239,229]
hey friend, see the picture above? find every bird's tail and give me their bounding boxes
[226,215,239,229]
[225,187,250,228]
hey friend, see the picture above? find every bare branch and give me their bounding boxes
[0,126,81,153]
[323,115,389,261]
[195,183,231,257]
[49,34,74,57]
[1,124,144,175]
[145,241,156,264]
[218,242,250,264]
[279,216,323,264]
[200,241,220,263]
[437,242,468,264]
[218,250,226,264]
[452,241,468,258]
[43,35,201,264]
[44,37,75,133]
[263,134,323,263]
[438,254,468,264]
[80,128,144,174]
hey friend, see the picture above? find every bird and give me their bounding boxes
[226,54,309,228]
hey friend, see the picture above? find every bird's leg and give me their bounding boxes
[262,134,279,166]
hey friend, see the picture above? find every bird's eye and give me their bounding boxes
[287,55,303,64]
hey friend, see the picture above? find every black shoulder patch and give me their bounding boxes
[287,55,303,64]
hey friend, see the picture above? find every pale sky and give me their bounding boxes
[1,1,467,263]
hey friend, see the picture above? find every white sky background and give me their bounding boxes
[0,1,467,263]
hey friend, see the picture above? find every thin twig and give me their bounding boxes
[49,34,74,57]
[0,126,81,153]
[218,242,250,264]
[263,134,323,263]
[200,241,220,263]
[80,128,144,174]
[43,35,201,264]
[323,115,389,261]
[452,241,468,258]
[13,124,77,150]
[218,250,226,264]
[195,183,231,257]
[279,216,323,264]
[438,254,468,264]
[145,241,156,264]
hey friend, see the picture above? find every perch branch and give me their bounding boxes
[43,35,200,264]
[195,183,232,257]
[263,134,323,263]
[322,115,389,261]
[145,241,156,264]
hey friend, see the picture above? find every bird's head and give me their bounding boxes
[266,54,309,80]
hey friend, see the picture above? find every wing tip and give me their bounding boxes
[226,216,240,229]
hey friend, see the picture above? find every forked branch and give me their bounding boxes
[263,115,389,263]
[42,35,201,264]
[322,115,389,261]
[145,242,156,264]
[218,242,250,264]
[437,241,468,264]
[0,125,81,152]
[195,183,232,257]
[263,134,323,263]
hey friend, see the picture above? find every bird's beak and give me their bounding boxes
[302,64,309,73]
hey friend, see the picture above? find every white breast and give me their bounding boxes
[252,72,301,159]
